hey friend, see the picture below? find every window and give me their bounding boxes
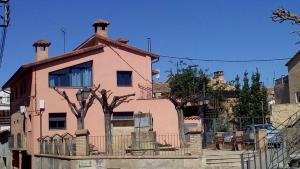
[49,61,92,87]
[117,71,132,86]
[49,113,66,129]
[296,92,300,103]
[112,112,134,127]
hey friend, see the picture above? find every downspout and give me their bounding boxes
[151,57,159,97]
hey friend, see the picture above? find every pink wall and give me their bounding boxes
[20,46,179,155]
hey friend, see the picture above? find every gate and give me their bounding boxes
[202,117,269,149]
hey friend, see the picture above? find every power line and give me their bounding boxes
[107,45,153,85]
[160,55,291,63]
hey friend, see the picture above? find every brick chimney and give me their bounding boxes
[213,71,224,81]
[93,19,110,37]
[33,39,51,61]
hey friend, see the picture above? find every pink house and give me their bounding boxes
[2,19,189,169]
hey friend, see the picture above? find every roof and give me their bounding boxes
[286,50,300,66]
[116,37,129,44]
[2,45,104,89]
[93,19,110,26]
[33,39,51,47]
[184,116,200,120]
[153,82,170,93]
[74,33,159,59]
[151,69,159,75]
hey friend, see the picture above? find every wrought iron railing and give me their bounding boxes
[240,110,300,169]
[39,133,199,157]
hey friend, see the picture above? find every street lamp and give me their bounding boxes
[75,87,91,129]
[76,87,90,102]
[200,96,209,149]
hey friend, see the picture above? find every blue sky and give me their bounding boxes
[1,0,300,87]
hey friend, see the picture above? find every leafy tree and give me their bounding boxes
[166,65,209,145]
[233,70,269,121]
[237,71,251,117]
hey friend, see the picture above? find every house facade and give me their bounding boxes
[0,90,10,129]
[285,51,300,103]
[3,19,180,169]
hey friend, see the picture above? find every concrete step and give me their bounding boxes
[205,150,242,167]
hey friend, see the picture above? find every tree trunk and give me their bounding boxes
[104,112,113,154]
[77,109,84,130]
[176,108,186,146]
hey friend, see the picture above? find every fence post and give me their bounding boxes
[187,124,202,156]
[241,154,245,169]
[75,129,90,156]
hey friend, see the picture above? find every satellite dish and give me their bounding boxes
[155,69,160,80]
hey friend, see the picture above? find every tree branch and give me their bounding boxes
[53,88,79,118]
[272,8,300,24]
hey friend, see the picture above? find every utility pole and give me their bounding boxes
[0,0,9,69]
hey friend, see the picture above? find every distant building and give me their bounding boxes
[274,75,289,104]
[286,51,300,103]
[0,90,10,169]
[0,90,10,130]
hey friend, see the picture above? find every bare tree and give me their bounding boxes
[53,86,99,130]
[272,8,300,24]
[91,84,135,154]
[272,8,300,37]
[164,95,196,146]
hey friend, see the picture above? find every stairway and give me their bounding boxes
[240,110,300,169]
[205,150,242,169]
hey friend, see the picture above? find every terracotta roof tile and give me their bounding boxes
[2,45,104,88]
[116,37,129,44]
[184,116,200,120]
[93,19,110,26]
[153,82,170,93]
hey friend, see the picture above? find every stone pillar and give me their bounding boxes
[75,129,90,156]
[187,125,202,155]
[232,131,243,151]
[256,129,267,150]
[214,132,224,150]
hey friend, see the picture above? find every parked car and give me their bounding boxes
[224,132,233,143]
[244,124,282,148]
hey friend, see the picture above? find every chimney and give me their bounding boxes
[213,71,224,81]
[33,39,51,61]
[93,19,110,37]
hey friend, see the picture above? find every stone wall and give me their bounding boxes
[271,103,300,128]
[34,155,204,169]
[288,56,300,103]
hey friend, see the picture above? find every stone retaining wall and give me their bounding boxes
[34,155,204,169]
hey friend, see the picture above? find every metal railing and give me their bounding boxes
[39,134,199,157]
[240,110,300,169]
[89,134,190,156]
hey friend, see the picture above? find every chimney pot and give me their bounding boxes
[33,39,51,61]
[93,19,110,37]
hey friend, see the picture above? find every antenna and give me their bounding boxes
[60,27,66,53]
[155,69,160,81]
[147,38,151,52]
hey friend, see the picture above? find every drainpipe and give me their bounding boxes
[151,58,159,97]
